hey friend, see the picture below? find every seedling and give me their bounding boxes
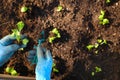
[57,5,63,12]
[91,66,102,76]
[5,67,18,76]
[99,10,109,25]
[86,45,95,51]
[22,38,29,45]
[11,21,29,46]
[49,28,61,43]
[106,0,111,3]
[52,63,59,73]
[86,39,107,54]
[21,6,28,13]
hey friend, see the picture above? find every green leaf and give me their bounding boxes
[16,35,21,42]
[101,10,105,16]
[22,38,29,45]
[5,67,12,73]
[21,6,28,12]
[52,28,59,34]
[99,15,104,21]
[97,39,102,43]
[49,37,56,43]
[17,21,25,31]
[57,5,63,12]
[52,63,56,67]
[94,43,99,48]
[106,0,111,3]
[91,72,95,76]
[95,66,102,72]
[86,45,94,51]
[95,50,98,54]
[11,70,18,76]
[102,18,109,25]
[53,68,59,73]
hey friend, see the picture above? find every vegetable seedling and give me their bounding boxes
[57,5,63,12]
[11,21,29,46]
[98,10,109,25]
[49,28,61,43]
[21,6,28,13]
[5,67,18,76]
[87,39,107,54]
[91,66,102,76]
[52,63,59,73]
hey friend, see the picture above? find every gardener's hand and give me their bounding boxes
[28,45,53,80]
[0,35,26,67]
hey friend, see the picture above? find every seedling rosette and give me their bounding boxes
[49,28,61,43]
[11,21,29,48]
[86,39,107,54]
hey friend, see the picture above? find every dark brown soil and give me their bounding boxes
[0,0,120,80]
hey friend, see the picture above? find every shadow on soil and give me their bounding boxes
[62,59,90,80]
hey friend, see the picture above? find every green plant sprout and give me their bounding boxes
[91,66,102,76]
[86,39,107,54]
[99,10,109,25]
[49,28,61,43]
[21,6,28,13]
[57,5,63,12]
[86,45,95,51]
[22,38,29,45]
[106,0,111,3]
[11,21,29,46]
[5,67,18,76]
[52,63,59,73]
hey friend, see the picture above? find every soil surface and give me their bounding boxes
[0,0,120,80]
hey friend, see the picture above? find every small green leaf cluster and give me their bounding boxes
[106,0,111,3]
[49,28,61,43]
[91,66,102,76]
[87,39,107,54]
[52,63,59,73]
[21,6,28,13]
[99,10,109,25]
[11,21,29,45]
[56,5,63,12]
[5,67,18,76]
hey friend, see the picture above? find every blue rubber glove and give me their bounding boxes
[28,45,53,80]
[0,35,26,67]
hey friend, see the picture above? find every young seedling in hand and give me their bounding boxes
[11,21,29,47]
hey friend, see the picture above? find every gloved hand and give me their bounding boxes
[0,35,26,67]
[28,45,53,80]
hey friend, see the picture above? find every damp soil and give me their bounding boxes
[0,0,120,80]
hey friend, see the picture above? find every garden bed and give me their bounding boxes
[0,0,120,80]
